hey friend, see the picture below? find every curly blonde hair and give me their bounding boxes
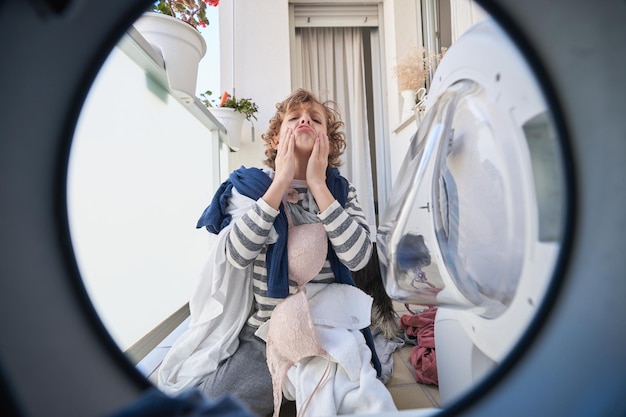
[261,88,346,169]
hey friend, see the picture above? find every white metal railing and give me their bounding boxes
[68,26,228,353]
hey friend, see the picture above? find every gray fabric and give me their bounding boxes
[285,200,319,226]
[197,324,274,417]
[372,328,405,385]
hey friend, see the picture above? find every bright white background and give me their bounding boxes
[68,9,222,350]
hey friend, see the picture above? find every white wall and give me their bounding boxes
[450,0,489,42]
[68,44,221,351]
[218,0,293,170]
[218,0,426,174]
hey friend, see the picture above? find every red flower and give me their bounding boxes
[207,0,219,6]
[219,91,230,107]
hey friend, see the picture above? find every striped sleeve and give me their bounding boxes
[226,198,279,269]
[318,183,372,271]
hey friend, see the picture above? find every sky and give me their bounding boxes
[196,6,221,99]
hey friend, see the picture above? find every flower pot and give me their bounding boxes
[400,89,418,119]
[210,107,246,151]
[134,12,207,104]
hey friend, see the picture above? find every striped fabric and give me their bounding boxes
[226,182,372,328]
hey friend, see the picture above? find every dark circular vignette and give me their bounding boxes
[56,0,578,412]
[55,0,161,393]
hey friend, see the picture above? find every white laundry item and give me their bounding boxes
[260,283,397,417]
[158,189,275,395]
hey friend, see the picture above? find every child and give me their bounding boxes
[158,89,397,417]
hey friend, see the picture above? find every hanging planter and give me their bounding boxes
[134,12,207,104]
[201,91,260,151]
[210,107,246,151]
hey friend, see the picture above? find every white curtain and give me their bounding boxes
[300,27,377,237]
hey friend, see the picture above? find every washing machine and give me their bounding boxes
[377,17,565,406]
[0,1,625,417]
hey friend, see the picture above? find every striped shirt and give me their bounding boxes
[225,178,372,328]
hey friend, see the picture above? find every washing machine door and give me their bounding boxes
[0,1,625,417]
[377,18,567,404]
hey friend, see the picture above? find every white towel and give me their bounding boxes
[281,284,398,417]
[157,189,264,395]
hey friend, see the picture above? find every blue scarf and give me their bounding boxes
[196,165,381,375]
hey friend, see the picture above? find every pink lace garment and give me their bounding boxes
[266,203,329,417]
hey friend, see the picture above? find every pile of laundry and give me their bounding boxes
[400,306,438,386]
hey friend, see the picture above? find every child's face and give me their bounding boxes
[278,102,328,152]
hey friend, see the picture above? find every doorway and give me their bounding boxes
[290,3,386,233]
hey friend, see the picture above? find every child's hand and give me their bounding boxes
[263,129,296,211]
[306,131,329,189]
[306,131,333,211]
[274,128,295,185]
